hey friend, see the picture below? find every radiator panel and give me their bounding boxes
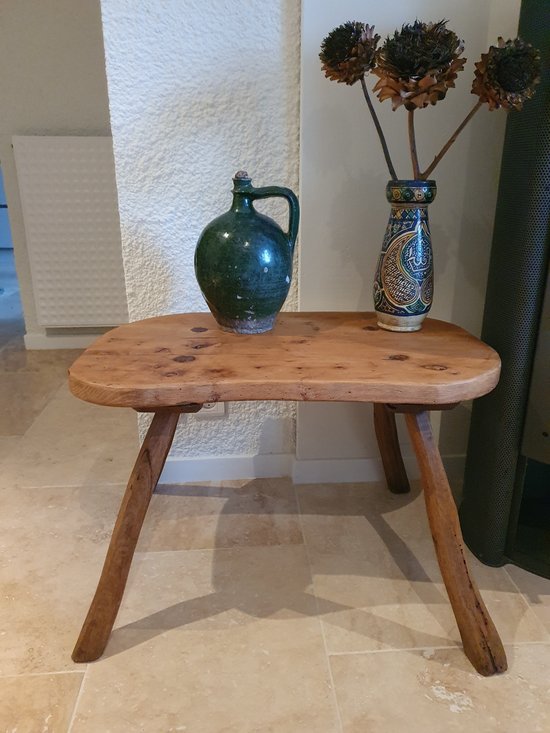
[13,136,128,327]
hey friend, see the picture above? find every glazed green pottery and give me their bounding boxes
[195,171,300,334]
[373,180,436,332]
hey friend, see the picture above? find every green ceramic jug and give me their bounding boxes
[194,171,300,334]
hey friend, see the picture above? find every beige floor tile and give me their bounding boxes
[0,383,139,489]
[138,477,303,551]
[297,481,431,544]
[507,564,550,633]
[0,478,300,677]
[0,671,84,732]
[297,483,548,653]
[0,435,20,463]
[463,554,550,643]
[71,546,339,732]
[0,340,81,436]
[0,337,79,373]
[118,543,317,629]
[330,644,550,733]
[0,372,68,436]
[0,483,124,675]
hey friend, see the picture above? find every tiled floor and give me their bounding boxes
[1,306,550,730]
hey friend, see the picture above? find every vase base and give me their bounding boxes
[376,312,426,332]
[214,313,277,335]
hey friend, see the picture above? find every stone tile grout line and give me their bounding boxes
[294,484,345,733]
[0,669,85,680]
[67,664,89,732]
[328,645,459,657]
[6,482,126,491]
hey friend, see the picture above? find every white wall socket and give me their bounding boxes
[196,402,226,418]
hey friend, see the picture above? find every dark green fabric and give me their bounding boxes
[460,0,550,568]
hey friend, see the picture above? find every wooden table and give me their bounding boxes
[68,312,506,676]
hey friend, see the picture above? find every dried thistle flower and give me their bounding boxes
[472,37,541,110]
[373,20,466,110]
[320,21,380,85]
[319,18,541,180]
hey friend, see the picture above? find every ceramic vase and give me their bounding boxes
[195,171,299,334]
[373,180,436,332]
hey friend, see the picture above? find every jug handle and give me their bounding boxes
[249,186,300,253]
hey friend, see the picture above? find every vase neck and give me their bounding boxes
[230,193,254,213]
[386,180,436,205]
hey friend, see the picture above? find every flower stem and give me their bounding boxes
[421,100,484,179]
[360,76,398,180]
[408,110,421,179]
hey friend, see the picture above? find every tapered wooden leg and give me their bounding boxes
[72,410,180,662]
[405,411,507,676]
[373,403,410,494]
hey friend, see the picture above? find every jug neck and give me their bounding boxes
[230,191,254,213]
[230,172,255,213]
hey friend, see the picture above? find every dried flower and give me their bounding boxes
[472,37,541,110]
[373,20,466,110]
[320,22,380,85]
[320,18,541,179]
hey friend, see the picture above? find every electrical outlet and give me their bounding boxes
[196,402,226,418]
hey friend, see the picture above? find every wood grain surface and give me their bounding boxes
[68,313,500,409]
[373,403,411,494]
[406,411,507,676]
[72,410,180,662]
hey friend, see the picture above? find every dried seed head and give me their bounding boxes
[373,20,466,110]
[320,21,380,85]
[472,37,541,110]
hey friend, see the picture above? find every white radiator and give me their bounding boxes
[13,136,128,328]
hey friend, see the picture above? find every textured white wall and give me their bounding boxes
[100,0,301,458]
[298,0,521,468]
[0,0,112,343]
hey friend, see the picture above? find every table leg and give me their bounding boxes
[373,403,410,494]
[405,410,507,676]
[72,410,180,662]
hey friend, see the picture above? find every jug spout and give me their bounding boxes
[230,171,254,213]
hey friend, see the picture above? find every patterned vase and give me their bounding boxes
[373,180,436,332]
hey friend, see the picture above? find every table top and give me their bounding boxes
[68,312,501,409]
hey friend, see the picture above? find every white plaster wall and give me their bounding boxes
[298,0,520,468]
[0,0,113,343]
[100,0,301,459]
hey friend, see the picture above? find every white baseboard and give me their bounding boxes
[291,456,415,484]
[160,453,294,484]
[24,332,104,349]
[160,453,465,485]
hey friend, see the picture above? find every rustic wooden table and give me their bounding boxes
[68,312,506,676]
